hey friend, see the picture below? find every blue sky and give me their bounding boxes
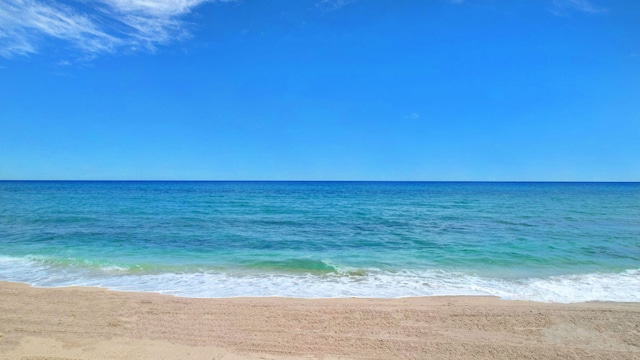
[0,0,638,180]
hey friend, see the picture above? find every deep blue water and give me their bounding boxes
[1,181,639,302]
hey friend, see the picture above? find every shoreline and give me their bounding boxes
[2,281,640,359]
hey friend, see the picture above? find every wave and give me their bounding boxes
[243,258,339,273]
[0,255,639,303]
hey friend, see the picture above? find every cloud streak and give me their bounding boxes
[0,0,217,58]
[315,0,357,11]
[550,0,606,16]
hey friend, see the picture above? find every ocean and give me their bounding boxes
[0,181,638,303]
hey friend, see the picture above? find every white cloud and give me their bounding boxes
[0,0,220,58]
[0,0,119,57]
[404,113,420,120]
[104,0,206,16]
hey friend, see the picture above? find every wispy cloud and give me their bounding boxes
[316,0,357,11]
[104,0,207,16]
[0,0,222,58]
[404,113,420,120]
[550,0,606,16]
[0,0,119,57]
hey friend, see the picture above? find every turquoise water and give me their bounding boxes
[1,181,639,302]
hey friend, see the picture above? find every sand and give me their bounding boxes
[1,281,639,359]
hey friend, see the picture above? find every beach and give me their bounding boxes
[1,281,639,359]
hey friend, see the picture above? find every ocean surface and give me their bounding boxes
[0,181,639,303]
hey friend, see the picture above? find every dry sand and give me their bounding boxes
[1,281,639,359]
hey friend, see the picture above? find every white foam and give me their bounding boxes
[1,255,639,303]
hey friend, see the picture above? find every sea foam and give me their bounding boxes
[1,255,639,303]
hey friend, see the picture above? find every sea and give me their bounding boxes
[0,181,638,303]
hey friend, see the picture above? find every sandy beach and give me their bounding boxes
[0,281,638,359]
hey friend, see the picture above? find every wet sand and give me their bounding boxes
[1,281,639,359]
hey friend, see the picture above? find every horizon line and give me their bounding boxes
[1,180,638,183]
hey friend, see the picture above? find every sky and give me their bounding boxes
[0,0,638,181]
